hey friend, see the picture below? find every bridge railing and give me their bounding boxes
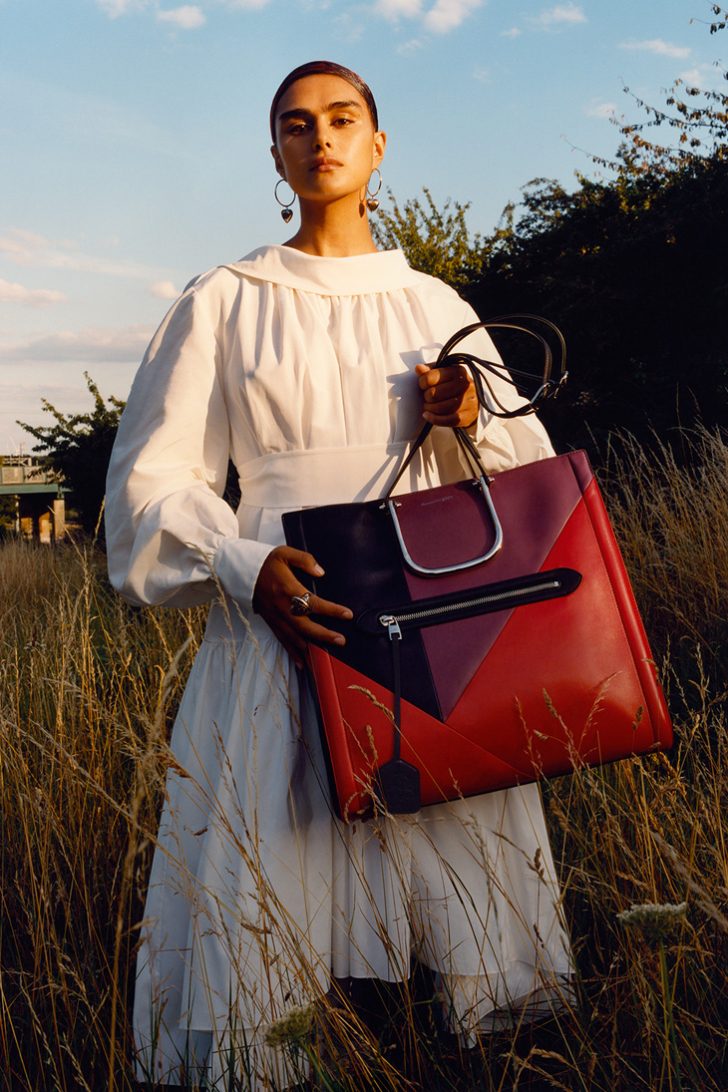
[0,456,61,487]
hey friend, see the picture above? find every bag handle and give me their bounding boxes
[381,315,567,575]
[384,429,503,575]
[436,313,568,419]
[385,314,567,500]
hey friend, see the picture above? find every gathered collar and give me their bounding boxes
[223,244,426,296]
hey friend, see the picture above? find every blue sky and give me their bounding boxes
[1,0,724,450]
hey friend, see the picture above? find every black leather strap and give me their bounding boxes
[377,629,421,814]
[385,314,566,500]
[391,628,402,760]
[434,313,568,420]
[384,420,434,500]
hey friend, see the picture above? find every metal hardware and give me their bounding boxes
[386,475,503,576]
[275,178,296,223]
[365,167,383,212]
[378,577,562,630]
[290,591,312,616]
[381,615,402,641]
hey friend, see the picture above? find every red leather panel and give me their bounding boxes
[323,656,527,816]
[580,479,672,742]
[407,453,588,716]
[448,497,670,771]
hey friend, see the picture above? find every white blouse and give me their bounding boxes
[106,244,553,612]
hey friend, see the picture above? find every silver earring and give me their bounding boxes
[275,178,295,223]
[366,168,382,212]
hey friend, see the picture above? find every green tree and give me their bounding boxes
[18,374,125,537]
[0,493,17,537]
[468,157,728,455]
[371,186,493,290]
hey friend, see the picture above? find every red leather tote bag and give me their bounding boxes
[282,323,673,821]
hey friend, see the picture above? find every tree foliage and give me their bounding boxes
[371,186,492,290]
[468,159,728,456]
[0,494,16,537]
[605,4,728,176]
[18,374,125,536]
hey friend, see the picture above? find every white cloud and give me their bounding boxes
[374,0,423,18]
[0,326,153,365]
[96,0,150,16]
[0,229,170,282]
[97,0,271,19]
[0,278,67,308]
[373,0,483,31]
[424,0,484,33]
[472,65,491,83]
[501,26,521,38]
[585,101,617,119]
[534,3,586,28]
[619,38,691,60]
[150,280,180,299]
[223,0,273,8]
[679,62,723,89]
[679,66,705,87]
[333,11,366,41]
[157,5,206,28]
[397,37,424,54]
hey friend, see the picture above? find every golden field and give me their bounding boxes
[1,429,726,1091]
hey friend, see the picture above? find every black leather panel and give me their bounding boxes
[283,501,441,719]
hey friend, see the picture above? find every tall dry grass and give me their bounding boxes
[1,427,727,1091]
[0,540,205,1091]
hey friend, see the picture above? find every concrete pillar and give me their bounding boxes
[53,498,66,541]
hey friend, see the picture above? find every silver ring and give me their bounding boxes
[290,591,312,617]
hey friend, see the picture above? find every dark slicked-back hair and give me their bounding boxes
[270,60,379,142]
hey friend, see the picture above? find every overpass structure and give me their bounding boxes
[0,456,66,541]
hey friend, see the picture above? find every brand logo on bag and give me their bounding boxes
[419,495,454,507]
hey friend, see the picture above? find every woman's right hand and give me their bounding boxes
[252,545,353,668]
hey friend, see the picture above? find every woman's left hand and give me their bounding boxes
[416,363,479,428]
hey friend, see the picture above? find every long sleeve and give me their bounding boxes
[105,278,272,609]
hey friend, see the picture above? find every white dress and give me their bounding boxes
[105,245,573,1089]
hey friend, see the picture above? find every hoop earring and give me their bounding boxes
[366,168,382,212]
[275,178,296,223]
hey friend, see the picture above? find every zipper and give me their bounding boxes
[378,577,562,631]
[380,615,403,641]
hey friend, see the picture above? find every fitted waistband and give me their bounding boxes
[238,443,410,509]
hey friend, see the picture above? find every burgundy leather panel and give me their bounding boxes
[566,449,595,493]
[391,481,496,571]
[406,453,588,717]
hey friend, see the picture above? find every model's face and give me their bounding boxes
[271,74,385,205]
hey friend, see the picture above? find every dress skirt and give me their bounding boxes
[133,598,574,1089]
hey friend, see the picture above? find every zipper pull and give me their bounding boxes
[380,614,402,641]
[380,614,404,769]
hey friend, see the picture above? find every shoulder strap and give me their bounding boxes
[384,314,566,500]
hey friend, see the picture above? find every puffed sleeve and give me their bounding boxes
[105,276,273,609]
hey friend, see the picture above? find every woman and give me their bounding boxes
[106,61,573,1089]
